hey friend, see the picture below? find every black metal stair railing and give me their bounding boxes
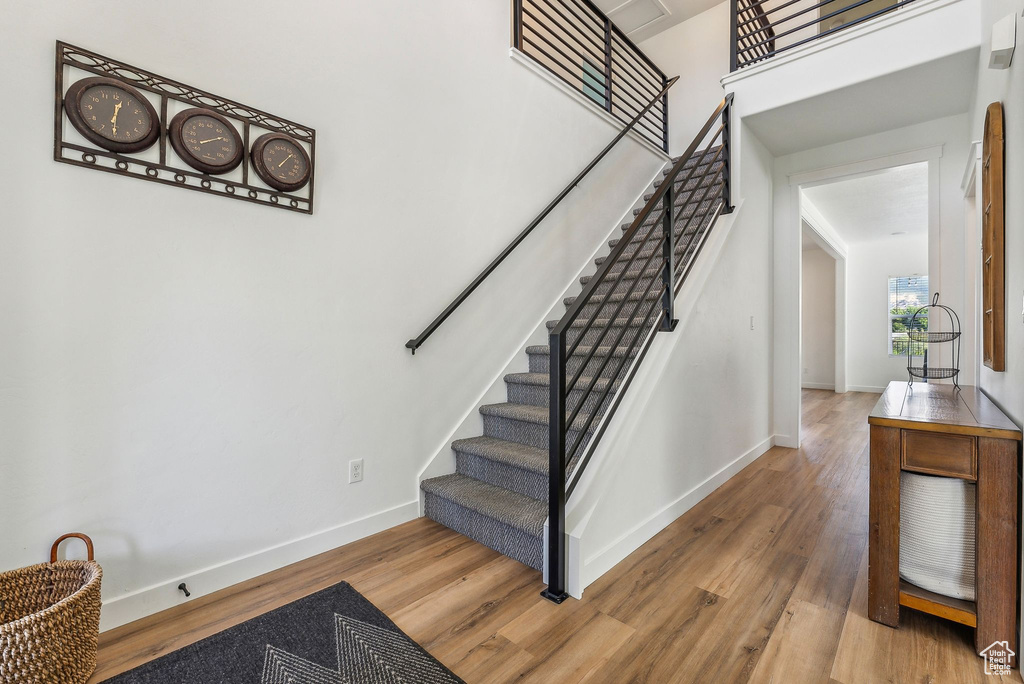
[543,94,734,603]
[730,0,920,70]
[406,74,679,354]
[514,0,670,151]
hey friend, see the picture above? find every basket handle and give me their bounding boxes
[50,533,95,563]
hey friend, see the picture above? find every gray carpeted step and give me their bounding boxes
[505,371,620,415]
[481,402,597,452]
[452,436,548,501]
[527,343,639,376]
[564,289,662,320]
[421,473,544,570]
[665,147,723,175]
[422,147,724,575]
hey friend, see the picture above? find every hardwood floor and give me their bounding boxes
[91,390,1015,683]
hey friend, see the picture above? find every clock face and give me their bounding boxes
[168,108,244,175]
[64,77,160,153]
[251,133,311,192]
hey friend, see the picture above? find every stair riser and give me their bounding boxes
[570,296,661,320]
[483,413,591,452]
[599,238,701,269]
[455,450,547,501]
[560,321,653,348]
[645,175,723,202]
[507,380,618,415]
[529,350,635,376]
[423,492,543,570]
[655,166,724,189]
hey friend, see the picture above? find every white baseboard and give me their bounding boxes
[802,382,836,390]
[578,435,774,592]
[99,500,419,632]
[847,385,886,393]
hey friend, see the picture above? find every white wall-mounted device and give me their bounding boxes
[989,13,1016,69]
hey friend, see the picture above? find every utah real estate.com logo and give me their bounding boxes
[980,641,1014,676]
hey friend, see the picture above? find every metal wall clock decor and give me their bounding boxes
[251,133,312,192]
[168,108,245,175]
[54,41,315,214]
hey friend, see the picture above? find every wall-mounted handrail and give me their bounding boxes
[405,75,679,354]
[542,94,734,603]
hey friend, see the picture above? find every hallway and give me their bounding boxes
[93,390,1010,683]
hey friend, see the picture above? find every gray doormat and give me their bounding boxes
[101,581,464,683]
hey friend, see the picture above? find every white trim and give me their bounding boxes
[788,145,943,188]
[801,196,849,259]
[848,385,888,393]
[802,382,836,390]
[576,435,774,591]
[961,140,982,195]
[721,0,962,85]
[98,500,419,632]
[509,48,671,161]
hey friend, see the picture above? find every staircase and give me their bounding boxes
[420,147,726,571]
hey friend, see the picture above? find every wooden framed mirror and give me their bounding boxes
[982,102,1005,371]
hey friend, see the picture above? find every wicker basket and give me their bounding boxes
[0,534,103,684]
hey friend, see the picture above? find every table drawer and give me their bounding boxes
[901,430,977,480]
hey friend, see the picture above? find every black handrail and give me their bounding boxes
[405,75,679,354]
[730,0,918,70]
[542,94,734,603]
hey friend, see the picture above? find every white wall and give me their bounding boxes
[639,2,730,153]
[566,122,776,594]
[966,1,1024,662]
[846,233,929,391]
[802,243,837,388]
[969,0,1024,428]
[0,0,667,629]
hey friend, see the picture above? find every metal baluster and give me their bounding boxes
[603,17,613,113]
[730,1,739,72]
[661,183,678,331]
[542,330,569,604]
[722,95,734,214]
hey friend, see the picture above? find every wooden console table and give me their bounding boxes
[868,381,1021,662]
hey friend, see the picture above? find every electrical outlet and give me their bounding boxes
[349,459,364,483]
[750,315,755,330]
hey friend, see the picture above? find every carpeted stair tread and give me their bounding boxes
[451,435,548,475]
[480,402,597,433]
[563,289,661,308]
[421,473,546,538]
[423,147,724,573]
[545,316,649,331]
[505,371,615,394]
[527,343,635,359]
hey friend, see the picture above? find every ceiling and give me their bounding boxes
[592,0,720,43]
[744,50,977,156]
[802,162,929,245]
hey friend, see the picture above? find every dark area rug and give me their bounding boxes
[101,581,464,683]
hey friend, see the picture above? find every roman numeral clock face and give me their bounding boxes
[64,77,160,153]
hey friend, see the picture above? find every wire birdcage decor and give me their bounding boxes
[907,292,961,387]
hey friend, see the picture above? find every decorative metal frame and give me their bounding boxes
[54,41,316,214]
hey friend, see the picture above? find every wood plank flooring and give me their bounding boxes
[91,390,1015,683]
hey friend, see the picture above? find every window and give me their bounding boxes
[889,275,929,356]
[582,59,606,108]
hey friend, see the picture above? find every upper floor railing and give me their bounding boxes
[730,0,920,70]
[514,0,670,151]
